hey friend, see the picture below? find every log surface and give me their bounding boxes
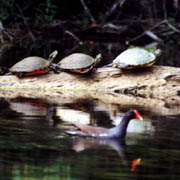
[1,65,180,117]
[0,66,180,99]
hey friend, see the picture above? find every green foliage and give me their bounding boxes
[168,17,175,24]
[128,45,157,53]
[0,0,16,22]
[81,8,91,26]
[98,12,105,23]
[41,0,57,23]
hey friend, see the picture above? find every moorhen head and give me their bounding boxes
[65,109,143,139]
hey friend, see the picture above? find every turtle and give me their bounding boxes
[112,48,161,69]
[51,53,102,74]
[7,50,58,78]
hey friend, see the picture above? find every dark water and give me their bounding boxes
[0,97,180,180]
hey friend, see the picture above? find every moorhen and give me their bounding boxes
[65,109,143,139]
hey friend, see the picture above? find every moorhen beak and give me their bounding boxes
[65,109,143,139]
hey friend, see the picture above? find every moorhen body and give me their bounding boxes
[65,109,143,139]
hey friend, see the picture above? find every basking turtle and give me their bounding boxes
[7,50,58,78]
[112,48,161,69]
[52,53,102,74]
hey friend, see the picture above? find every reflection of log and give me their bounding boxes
[0,66,180,99]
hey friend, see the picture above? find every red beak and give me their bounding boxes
[131,158,141,172]
[133,109,143,120]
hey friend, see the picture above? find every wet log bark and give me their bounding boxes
[0,66,180,98]
[0,66,180,100]
[0,65,180,97]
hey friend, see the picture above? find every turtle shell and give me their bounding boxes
[58,53,94,73]
[10,57,50,72]
[113,48,156,69]
[9,57,50,77]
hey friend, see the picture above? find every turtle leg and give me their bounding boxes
[5,72,13,76]
[17,72,24,78]
[102,63,113,68]
[49,64,60,73]
[51,67,60,73]
[5,71,23,77]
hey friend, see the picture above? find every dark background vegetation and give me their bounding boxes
[0,0,180,67]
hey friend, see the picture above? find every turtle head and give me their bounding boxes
[94,53,102,67]
[48,50,59,73]
[153,49,161,57]
[48,50,58,64]
[0,66,9,75]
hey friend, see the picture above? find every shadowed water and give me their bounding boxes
[0,97,180,180]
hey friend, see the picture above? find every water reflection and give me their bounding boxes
[0,97,180,179]
[55,99,154,135]
[71,137,141,172]
[6,97,61,127]
[3,97,154,136]
[71,137,134,167]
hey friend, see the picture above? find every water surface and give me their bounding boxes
[0,97,180,180]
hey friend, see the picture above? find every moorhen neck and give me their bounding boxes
[65,109,143,139]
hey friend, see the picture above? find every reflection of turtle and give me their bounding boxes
[10,97,60,126]
[52,53,102,74]
[112,48,161,69]
[7,50,58,78]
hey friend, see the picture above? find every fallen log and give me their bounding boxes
[1,65,180,118]
[0,66,180,99]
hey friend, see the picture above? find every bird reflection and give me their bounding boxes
[71,137,141,172]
